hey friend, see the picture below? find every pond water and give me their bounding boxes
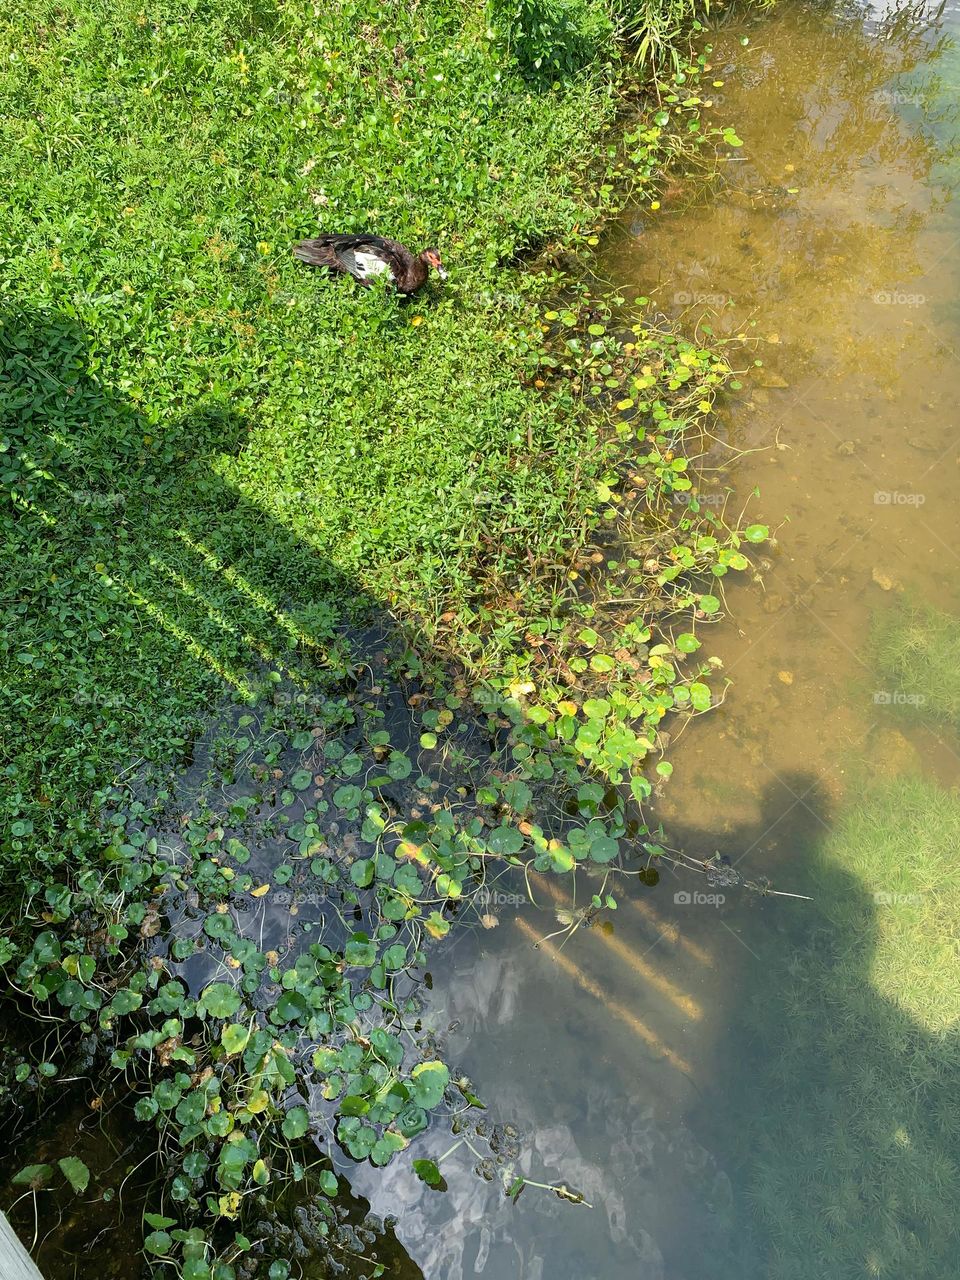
[342,1,960,1275]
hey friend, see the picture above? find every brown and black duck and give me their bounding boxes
[292,234,446,294]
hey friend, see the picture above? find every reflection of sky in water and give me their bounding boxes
[346,927,739,1280]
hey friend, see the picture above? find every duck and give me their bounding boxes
[292,234,447,294]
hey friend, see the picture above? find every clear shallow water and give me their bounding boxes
[344,3,960,1276]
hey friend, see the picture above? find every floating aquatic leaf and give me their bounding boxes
[144,1230,172,1256]
[487,825,524,856]
[201,983,241,1019]
[589,834,619,863]
[275,991,309,1021]
[413,1158,442,1187]
[408,1060,449,1108]
[12,1163,53,1188]
[281,1105,310,1139]
[350,859,374,888]
[221,1023,250,1055]
[333,784,362,810]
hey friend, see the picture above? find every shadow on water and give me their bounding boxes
[702,772,960,1279]
[344,773,841,1280]
[370,767,960,1279]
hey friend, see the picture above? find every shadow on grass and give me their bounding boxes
[1,305,434,873]
[2,307,438,1271]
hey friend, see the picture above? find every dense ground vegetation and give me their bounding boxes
[0,0,767,1275]
[0,0,735,896]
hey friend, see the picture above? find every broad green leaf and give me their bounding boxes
[281,1106,310,1140]
[221,1023,250,1056]
[200,983,241,1019]
[413,1158,442,1187]
[58,1156,90,1193]
[408,1061,449,1109]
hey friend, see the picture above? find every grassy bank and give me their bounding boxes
[0,0,734,891]
[0,1,769,1275]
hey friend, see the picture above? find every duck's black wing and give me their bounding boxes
[295,234,411,282]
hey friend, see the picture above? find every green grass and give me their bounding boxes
[737,775,960,1279]
[0,0,720,895]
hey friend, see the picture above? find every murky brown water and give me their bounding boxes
[344,2,960,1276]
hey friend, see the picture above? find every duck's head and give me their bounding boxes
[421,248,448,280]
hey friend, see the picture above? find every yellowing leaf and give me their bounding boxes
[508,681,535,698]
[250,883,270,897]
[398,840,428,864]
[557,700,578,717]
[425,911,451,939]
[218,1192,242,1219]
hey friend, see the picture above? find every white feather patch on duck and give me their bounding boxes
[340,248,392,280]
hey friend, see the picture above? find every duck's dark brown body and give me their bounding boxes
[292,234,444,294]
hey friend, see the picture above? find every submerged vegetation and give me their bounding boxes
[0,0,773,1274]
[871,597,960,731]
[738,774,960,1280]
